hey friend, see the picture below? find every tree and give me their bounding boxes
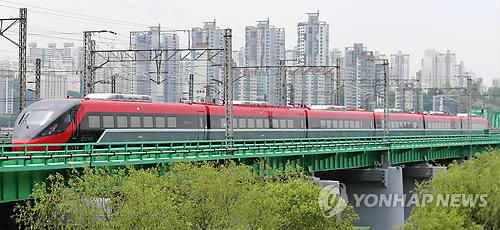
[14,161,359,229]
[401,148,500,229]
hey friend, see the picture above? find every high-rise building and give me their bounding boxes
[390,51,410,87]
[492,78,500,88]
[236,19,285,104]
[0,67,14,115]
[456,61,467,88]
[27,42,79,98]
[391,51,415,110]
[297,11,329,66]
[291,11,331,106]
[421,50,457,89]
[191,20,224,102]
[343,43,386,110]
[41,72,67,99]
[130,26,180,102]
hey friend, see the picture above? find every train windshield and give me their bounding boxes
[19,110,55,126]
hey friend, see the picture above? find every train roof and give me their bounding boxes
[423,114,461,121]
[307,110,374,119]
[80,99,207,114]
[374,112,423,121]
[460,116,488,123]
[207,104,306,117]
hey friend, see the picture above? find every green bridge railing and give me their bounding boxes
[1,134,500,203]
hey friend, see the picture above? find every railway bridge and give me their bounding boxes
[0,134,499,229]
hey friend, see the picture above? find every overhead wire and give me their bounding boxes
[0,0,150,28]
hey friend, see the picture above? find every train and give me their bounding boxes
[12,94,489,149]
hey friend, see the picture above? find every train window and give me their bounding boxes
[256,119,263,128]
[288,119,294,128]
[130,116,141,128]
[88,115,100,128]
[220,118,226,128]
[332,120,337,128]
[350,120,354,128]
[320,120,326,128]
[344,120,349,128]
[168,117,177,128]
[248,119,255,128]
[326,120,332,128]
[155,117,165,128]
[280,119,287,129]
[264,119,270,128]
[339,120,344,128]
[233,118,238,128]
[413,122,417,128]
[272,119,279,128]
[117,116,128,128]
[143,116,153,128]
[239,118,246,128]
[103,116,114,128]
[355,121,360,129]
[301,119,304,129]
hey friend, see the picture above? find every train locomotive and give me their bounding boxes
[12,94,489,149]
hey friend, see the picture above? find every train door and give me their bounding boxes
[197,111,206,140]
[300,112,306,138]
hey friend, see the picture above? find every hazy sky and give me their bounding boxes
[0,0,498,84]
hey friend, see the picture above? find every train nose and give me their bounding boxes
[12,139,32,151]
[12,139,47,151]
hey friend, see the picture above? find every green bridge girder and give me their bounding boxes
[1,134,500,203]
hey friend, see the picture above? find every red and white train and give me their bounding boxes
[12,94,488,148]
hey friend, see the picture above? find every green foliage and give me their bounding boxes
[402,148,500,229]
[14,161,359,229]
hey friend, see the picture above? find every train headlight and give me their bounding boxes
[41,123,59,136]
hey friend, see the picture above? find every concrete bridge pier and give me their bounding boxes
[402,164,445,220]
[315,167,405,230]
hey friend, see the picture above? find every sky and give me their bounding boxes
[0,0,498,85]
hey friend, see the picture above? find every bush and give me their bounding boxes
[402,148,500,229]
[14,161,359,229]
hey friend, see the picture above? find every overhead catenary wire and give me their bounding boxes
[0,0,150,28]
